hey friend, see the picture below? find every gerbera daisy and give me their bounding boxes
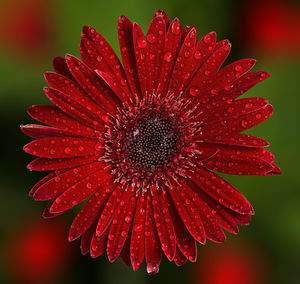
[22,10,280,274]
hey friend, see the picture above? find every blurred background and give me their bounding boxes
[0,0,299,283]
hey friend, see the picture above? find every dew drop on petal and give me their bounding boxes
[189,87,200,97]
[163,51,172,62]
[147,262,159,275]
[235,65,242,72]
[137,36,147,49]
[194,50,202,60]
[241,120,248,128]
[244,103,253,110]
[147,33,156,43]
[64,147,71,154]
[124,216,131,223]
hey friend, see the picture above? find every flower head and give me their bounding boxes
[22,10,280,274]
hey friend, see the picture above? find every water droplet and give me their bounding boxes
[134,224,143,232]
[50,149,56,155]
[64,147,71,154]
[204,70,211,76]
[255,113,262,119]
[124,216,131,223]
[235,65,242,72]
[54,176,61,182]
[194,50,202,60]
[163,51,172,62]
[210,89,218,95]
[96,56,103,62]
[86,182,92,189]
[203,34,211,44]
[245,103,253,110]
[241,120,248,128]
[189,87,200,97]
[137,36,147,49]
[147,33,156,43]
[147,262,159,274]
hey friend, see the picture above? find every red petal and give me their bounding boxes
[168,198,197,262]
[33,162,105,201]
[154,10,170,30]
[209,58,256,92]
[181,26,194,42]
[265,163,281,175]
[29,171,59,196]
[190,182,239,234]
[81,26,130,95]
[181,180,226,243]
[130,194,147,270]
[53,57,74,80]
[152,187,176,261]
[230,211,251,225]
[80,221,97,255]
[145,192,163,274]
[198,133,269,148]
[45,72,108,122]
[168,181,206,244]
[198,144,274,175]
[95,185,123,237]
[145,16,166,94]
[27,155,99,171]
[80,38,133,103]
[120,233,132,267]
[168,28,198,96]
[199,104,274,136]
[156,18,181,97]
[24,136,101,158]
[69,184,115,241]
[42,199,64,219]
[65,55,121,114]
[95,70,132,103]
[90,228,109,258]
[27,105,96,137]
[216,71,271,102]
[191,167,254,215]
[44,87,105,131]
[50,167,111,214]
[21,124,83,139]
[118,15,142,98]
[214,39,230,51]
[197,97,268,126]
[107,190,137,262]
[132,23,149,96]
[174,248,187,266]
[185,40,230,100]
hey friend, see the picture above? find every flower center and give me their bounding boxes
[125,117,178,169]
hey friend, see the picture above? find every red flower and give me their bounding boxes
[22,10,280,274]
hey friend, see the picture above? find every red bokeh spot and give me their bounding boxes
[193,241,270,284]
[238,0,300,57]
[5,218,73,284]
[0,0,55,58]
